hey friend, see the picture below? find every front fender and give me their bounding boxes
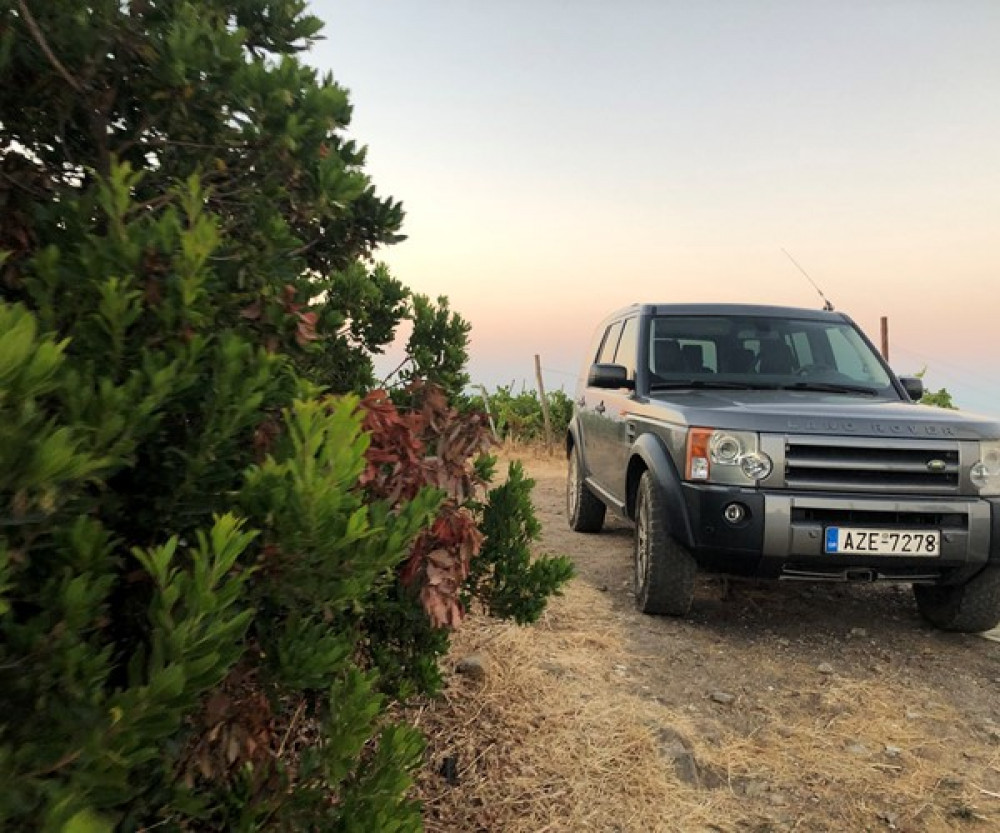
[627,432,695,549]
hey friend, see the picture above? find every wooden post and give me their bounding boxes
[534,354,554,453]
[880,316,890,362]
[477,384,498,440]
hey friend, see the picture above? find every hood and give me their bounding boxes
[644,390,1000,440]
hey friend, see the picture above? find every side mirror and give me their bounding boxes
[588,363,633,390]
[898,376,924,402]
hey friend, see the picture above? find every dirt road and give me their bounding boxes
[528,452,1000,829]
[417,453,1000,832]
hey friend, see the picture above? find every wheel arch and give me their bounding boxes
[627,432,695,548]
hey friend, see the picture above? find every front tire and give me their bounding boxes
[913,566,1000,633]
[634,471,696,616]
[567,445,606,533]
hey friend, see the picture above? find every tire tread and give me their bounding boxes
[913,565,1000,633]
[567,446,606,533]
[635,471,696,616]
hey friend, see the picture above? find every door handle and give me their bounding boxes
[595,402,606,415]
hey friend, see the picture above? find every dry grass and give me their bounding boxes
[492,437,564,460]
[408,581,708,832]
[407,579,999,832]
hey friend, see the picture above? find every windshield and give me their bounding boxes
[646,315,897,396]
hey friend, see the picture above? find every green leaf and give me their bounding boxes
[62,808,114,833]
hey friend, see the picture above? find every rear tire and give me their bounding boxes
[567,445,606,533]
[634,471,696,616]
[913,566,1000,633]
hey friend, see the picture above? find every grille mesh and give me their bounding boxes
[784,437,960,494]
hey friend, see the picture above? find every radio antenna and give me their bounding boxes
[781,248,834,311]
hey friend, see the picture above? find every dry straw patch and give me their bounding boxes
[409,582,711,833]
[409,578,999,832]
[688,669,997,831]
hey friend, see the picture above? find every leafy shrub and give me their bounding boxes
[480,386,573,444]
[358,383,574,696]
[0,2,573,828]
[0,180,435,829]
[914,370,957,409]
[467,462,575,623]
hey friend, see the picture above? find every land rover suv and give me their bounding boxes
[566,303,1000,632]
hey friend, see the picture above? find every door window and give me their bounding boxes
[597,322,624,364]
[614,318,638,377]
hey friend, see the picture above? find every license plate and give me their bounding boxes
[824,527,940,556]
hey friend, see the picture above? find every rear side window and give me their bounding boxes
[597,322,623,364]
[614,318,638,377]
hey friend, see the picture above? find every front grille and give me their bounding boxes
[790,507,968,529]
[783,436,960,494]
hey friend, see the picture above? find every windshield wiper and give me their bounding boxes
[779,381,879,396]
[649,380,779,391]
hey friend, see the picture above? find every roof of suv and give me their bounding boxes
[609,303,850,322]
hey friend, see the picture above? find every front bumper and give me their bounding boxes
[679,483,998,583]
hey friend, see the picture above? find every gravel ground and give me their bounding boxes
[520,451,1000,831]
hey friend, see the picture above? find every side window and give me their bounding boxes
[596,322,623,364]
[614,318,638,377]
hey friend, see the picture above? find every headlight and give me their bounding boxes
[686,428,772,484]
[740,451,773,480]
[972,440,1000,495]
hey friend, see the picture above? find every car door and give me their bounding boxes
[590,316,638,503]
[580,320,623,490]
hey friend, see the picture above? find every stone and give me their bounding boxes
[438,754,460,786]
[456,654,488,681]
[656,727,700,787]
[817,662,835,675]
[885,745,903,757]
[877,810,899,829]
[710,691,735,705]
[847,742,869,756]
[849,627,868,638]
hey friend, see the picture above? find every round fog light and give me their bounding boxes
[723,502,747,524]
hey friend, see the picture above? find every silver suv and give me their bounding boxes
[566,303,1000,632]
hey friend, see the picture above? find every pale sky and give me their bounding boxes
[308,1,1000,414]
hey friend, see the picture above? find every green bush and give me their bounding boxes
[1,2,573,829]
[467,462,575,623]
[914,370,957,409]
[0,172,435,828]
[479,386,573,444]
